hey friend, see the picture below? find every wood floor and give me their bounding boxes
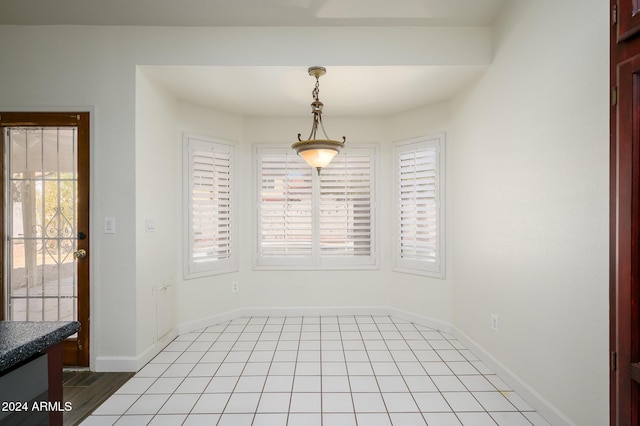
[63,370,134,425]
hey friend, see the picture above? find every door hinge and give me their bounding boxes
[612,86,618,107]
[613,4,618,25]
[611,351,617,371]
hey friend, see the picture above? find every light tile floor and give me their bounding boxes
[81,315,551,425]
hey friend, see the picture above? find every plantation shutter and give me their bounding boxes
[256,145,376,269]
[257,150,314,265]
[319,150,374,263]
[395,135,445,277]
[185,136,235,277]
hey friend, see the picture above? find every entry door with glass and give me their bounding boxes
[1,112,90,366]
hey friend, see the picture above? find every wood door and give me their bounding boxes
[612,1,640,424]
[0,112,90,367]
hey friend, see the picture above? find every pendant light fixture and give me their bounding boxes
[292,66,345,174]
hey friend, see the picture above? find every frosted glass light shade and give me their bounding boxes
[291,139,344,173]
[298,148,339,169]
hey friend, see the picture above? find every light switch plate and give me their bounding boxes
[104,217,116,234]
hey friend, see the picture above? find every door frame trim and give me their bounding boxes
[0,110,91,367]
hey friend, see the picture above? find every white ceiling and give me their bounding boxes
[2,0,505,116]
[0,0,505,27]
[142,65,489,117]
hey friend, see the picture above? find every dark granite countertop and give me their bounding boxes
[0,321,80,372]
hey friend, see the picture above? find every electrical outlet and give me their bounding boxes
[231,282,239,293]
[145,218,156,232]
[491,314,499,333]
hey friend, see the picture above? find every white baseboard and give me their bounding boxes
[93,356,138,372]
[94,329,178,372]
[451,326,573,426]
[175,305,391,335]
[386,306,454,334]
[97,305,570,425]
[137,329,179,369]
[175,308,247,335]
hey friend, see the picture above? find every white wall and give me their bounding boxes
[172,101,245,327]
[385,102,454,321]
[449,0,609,424]
[135,68,179,356]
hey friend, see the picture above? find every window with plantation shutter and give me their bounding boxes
[183,135,236,278]
[394,134,445,277]
[255,145,376,269]
[319,153,373,261]
[257,149,314,264]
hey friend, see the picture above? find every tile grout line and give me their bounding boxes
[215,318,253,426]
[251,316,286,425]
[380,315,430,425]
[319,316,323,426]
[287,316,304,424]
[339,314,358,426]
[356,314,393,425]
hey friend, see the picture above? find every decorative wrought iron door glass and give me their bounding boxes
[5,127,79,327]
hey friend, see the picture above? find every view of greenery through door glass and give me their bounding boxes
[5,127,78,323]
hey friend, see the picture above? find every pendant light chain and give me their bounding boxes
[313,76,320,102]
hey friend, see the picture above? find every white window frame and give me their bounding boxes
[183,134,237,279]
[393,134,445,278]
[254,144,378,270]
